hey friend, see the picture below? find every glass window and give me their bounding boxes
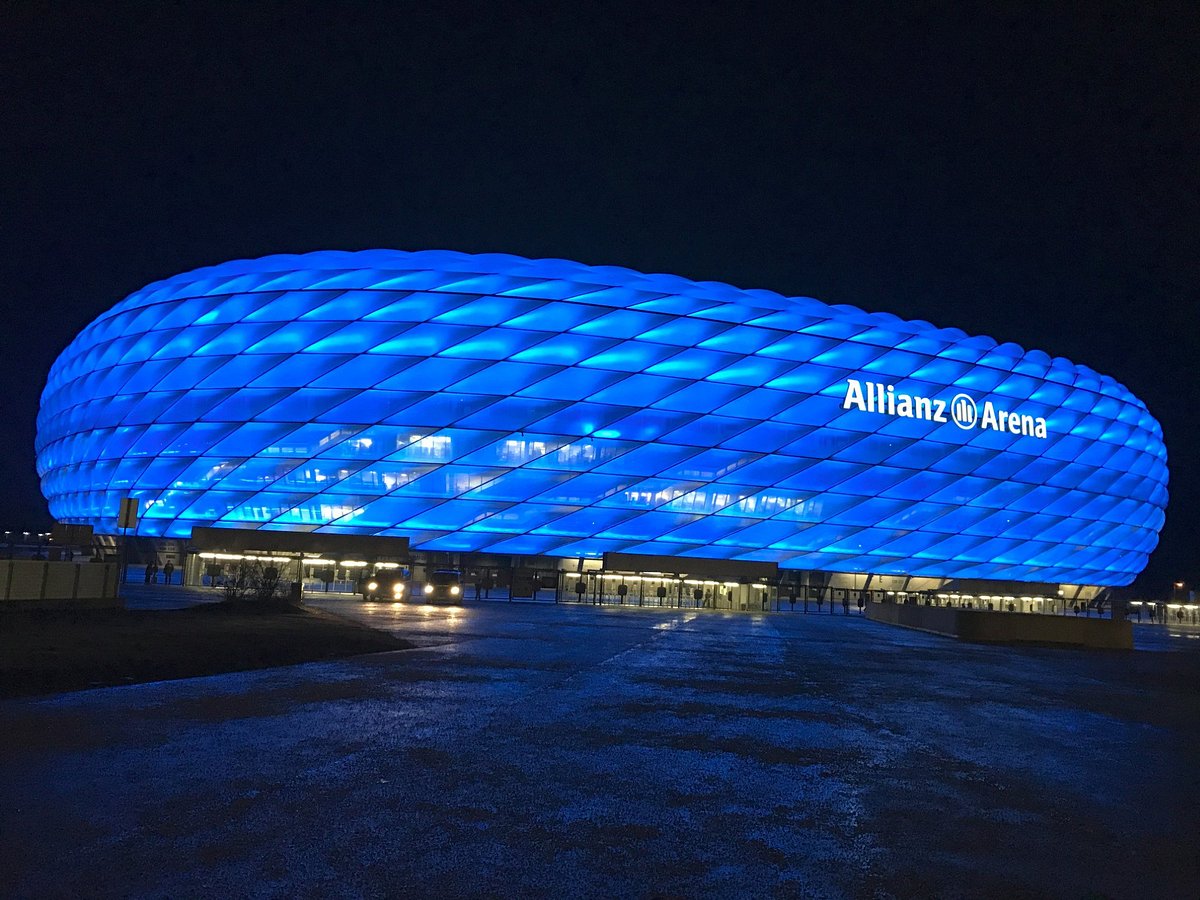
[397,465,508,498]
[379,427,496,463]
[457,432,567,467]
[264,423,365,457]
[524,403,630,438]
[465,503,581,534]
[132,456,194,489]
[206,421,299,458]
[526,437,640,472]
[531,505,640,536]
[163,421,240,456]
[322,462,438,495]
[125,423,189,457]
[177,491,256,521]
[210,457,299,490]
[403,499,500,530]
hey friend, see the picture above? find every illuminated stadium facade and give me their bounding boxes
[36,250,1167,589]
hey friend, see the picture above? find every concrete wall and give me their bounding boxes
[866,601,1132,650]
[1,560,121,609]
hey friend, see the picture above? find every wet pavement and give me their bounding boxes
[2,599,1198,898]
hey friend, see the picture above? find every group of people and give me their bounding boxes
[142,559,176,585]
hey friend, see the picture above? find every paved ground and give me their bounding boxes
[2,599,1198,898]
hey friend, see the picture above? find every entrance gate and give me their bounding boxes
[558,552,779,613]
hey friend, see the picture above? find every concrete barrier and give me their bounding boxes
[1,560,121,610]
[865,601,1132,650]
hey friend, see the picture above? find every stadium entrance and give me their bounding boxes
[559,552,779,612]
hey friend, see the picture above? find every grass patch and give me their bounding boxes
[0,602,409,698]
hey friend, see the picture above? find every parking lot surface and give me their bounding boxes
[2,599,1198,897]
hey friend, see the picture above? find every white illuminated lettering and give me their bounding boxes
[842,379,1049,439]
[843,379,866,411]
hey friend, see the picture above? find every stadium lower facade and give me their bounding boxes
[36,250,1167,593]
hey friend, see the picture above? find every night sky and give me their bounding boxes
[3,3,1196,590]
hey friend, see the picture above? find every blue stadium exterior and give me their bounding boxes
[36,250,1167,586]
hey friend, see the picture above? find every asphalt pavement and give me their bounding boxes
[2,598,1198,898]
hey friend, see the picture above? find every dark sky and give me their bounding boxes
[2,2,1196,589]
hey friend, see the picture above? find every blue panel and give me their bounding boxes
[651,380,749,414]
[312,355,409,389]
[449,362,564,396]
[318,390,425,425]
[385,393,497,427]
[246,321,342,354]
[207,421,300,457]
[369,323,483,356]
[517,367,626,402]
[250,354,348,388]
[511,332,618,366]
[37,249,1167,585]
[257,388,359,422]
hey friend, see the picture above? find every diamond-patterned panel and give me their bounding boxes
[36,250,1168,585]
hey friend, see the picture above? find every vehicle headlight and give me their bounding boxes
[367,581,378,591]
[450,585,460,596]
[424,584,433,594]
[393,583,405,595]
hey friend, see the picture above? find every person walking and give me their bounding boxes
[162,560,175,585]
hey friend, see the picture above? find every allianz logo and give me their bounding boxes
[842,378,1049,439]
